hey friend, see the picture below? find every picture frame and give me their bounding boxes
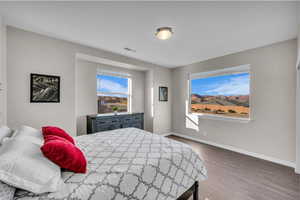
[159,86,168,101]
[30,73,60,103]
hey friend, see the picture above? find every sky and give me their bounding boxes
[97,74,128,96]
[191,72,250,96]
[97,73,249,97]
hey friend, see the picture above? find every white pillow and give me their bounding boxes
[13,125,44,146]
[0,137,64,194]
[0,181,15,200]
[0,126,12,144]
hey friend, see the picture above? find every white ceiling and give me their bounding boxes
[0,1,298,68]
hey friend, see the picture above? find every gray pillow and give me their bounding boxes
[0,181,15,200]
[0,126,12,144]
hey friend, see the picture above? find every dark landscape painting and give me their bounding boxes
[191,72,250,118]
[30,74,60,103]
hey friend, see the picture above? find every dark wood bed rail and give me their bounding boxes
[177,181,199,200]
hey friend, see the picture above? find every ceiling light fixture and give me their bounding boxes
[155,27,173,40]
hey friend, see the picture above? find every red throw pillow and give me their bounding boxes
[41,135,87,173]
[42,126,75,145]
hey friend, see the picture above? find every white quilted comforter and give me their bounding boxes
[14,128,207,200]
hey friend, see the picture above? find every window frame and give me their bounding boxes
[97,71,132,114]
[188,64,251,122]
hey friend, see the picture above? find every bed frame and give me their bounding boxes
[177,181,199,200]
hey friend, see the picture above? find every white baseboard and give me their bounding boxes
[166,132,296,169]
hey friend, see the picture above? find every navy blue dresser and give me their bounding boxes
[87,113,144,134]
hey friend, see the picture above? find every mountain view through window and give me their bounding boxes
[191,72,250,118]
[97,74,129,114]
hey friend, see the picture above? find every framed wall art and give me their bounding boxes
[30,73,60,103]
[159,86,168,101]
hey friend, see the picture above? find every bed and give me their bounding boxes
[14,128,207,200]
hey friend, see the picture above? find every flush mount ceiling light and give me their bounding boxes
[155,27,173,40]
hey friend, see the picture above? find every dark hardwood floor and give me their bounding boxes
[167,135,300,200]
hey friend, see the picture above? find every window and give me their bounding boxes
[190,65,250,119]
[97,73,131,114]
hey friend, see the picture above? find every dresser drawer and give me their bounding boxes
[122,122,143,129]
[95,117,120,125]
[87,113,144,134]
[132,113,143,121]
[120,114,143,123]
[96,124,121,132]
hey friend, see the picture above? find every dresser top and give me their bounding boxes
[87,112,144,118]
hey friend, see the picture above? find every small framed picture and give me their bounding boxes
[159,86,168,101]
[30,73,60,103]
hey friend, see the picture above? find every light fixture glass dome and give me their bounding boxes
[155,27,173,40]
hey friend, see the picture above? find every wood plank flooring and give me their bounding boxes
[167,135,300,200]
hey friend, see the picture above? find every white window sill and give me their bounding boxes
[191,113,252,123]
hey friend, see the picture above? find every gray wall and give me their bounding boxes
[75,60,97,136]
[296,3,300,172]
[153,69,172,134]
[297,33,300,172]
[75,59,145,135]
[144,70,154,132]
[172,39,297,163]
[7,26,172,136]
[0,17,6,125]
